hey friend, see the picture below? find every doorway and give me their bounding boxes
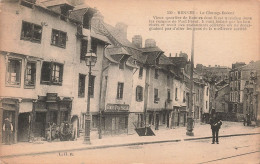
[34,112,46,137]
[2,110,15,144]
[18,113,30,142]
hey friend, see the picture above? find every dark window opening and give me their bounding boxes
[25,62,36,87]
[117,82,124,99]
[21,21,42,43]
[155,69,159,79]
[119,61,125,70]
[78,74,86,97]
[41,62,63,85]
[92,115,98,128]
[136,86,143,102]
[80,39,88,60]
[139,67,143,77]
[83,11,94,29]
[89,75,95,98]
[183,91,186,102]
[175,88,178,100]
[49,111,58,124]
[154,88,159,103]
[7,58,21,86]
[167,89,171,100]
[51,29,67,48]
[91,38,98,54]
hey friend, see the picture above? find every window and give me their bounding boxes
[175,88,178,100]
[167,89,171,100]
[183,91,186,102]
[154,88,159,103]
[51,29,67,48]
[24,62,36,87]
[80,39,88,60]
[41,62,63,85]
[196,89,199,102]
[139,67,143,77]
[206,101,208,109]
[136,86,143,102]
[6,58,21,86]
[206,87,209,96]
[119,61,125,70]
[89,75,95,97]
[21,21,42,43]
[78,74,86,97]
[117,82,124,99]
[154,69,159,79]
[91,38,98,54]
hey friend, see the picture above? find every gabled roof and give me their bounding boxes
[40,0,73,8]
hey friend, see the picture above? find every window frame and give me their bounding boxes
[78,74,86,98]
[89,75,95,98]
[20,21,42,43]
[117,82,124,99]
[6,57,22,87]
[40,61,64,85]
[80,39,88,60]
[24,61,36,88]
[136,86,143,102]
[51,29,67,48]
[154,88,159,103]
[139,67,143,78]
[175,88,178,101]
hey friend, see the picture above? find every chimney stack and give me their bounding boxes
[132,35,142,48]
[115,22,128,38]
[145,39,156,48]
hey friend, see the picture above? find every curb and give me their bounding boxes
[1,132,260,159]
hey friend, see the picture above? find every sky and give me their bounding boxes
[84,0,259,67]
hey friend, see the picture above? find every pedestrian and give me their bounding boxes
[2,118,13,145]
[209,113,222,144]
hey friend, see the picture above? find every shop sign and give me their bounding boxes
[105,104,129,112]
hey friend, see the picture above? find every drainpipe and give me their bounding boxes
[98,43,109,139]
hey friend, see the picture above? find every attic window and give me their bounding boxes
[60,5,71,21]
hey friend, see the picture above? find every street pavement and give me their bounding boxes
[1,134,259,164]
[0,121,259,159]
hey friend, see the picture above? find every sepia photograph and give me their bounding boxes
[0,0,259,163]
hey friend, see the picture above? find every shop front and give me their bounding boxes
[101,104,129,135]
[31,93,72,140]
[171,106,187,128]
[0,98,19,144]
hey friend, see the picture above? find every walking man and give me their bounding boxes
[209,113,222,144]
[2,117,13,145]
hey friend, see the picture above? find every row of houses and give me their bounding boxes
[0,0,211,144]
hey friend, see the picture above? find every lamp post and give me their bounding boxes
[84,49,97,144]
[186,29,195,136]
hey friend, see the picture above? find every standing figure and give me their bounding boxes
[2,118,13,145]
[209,114,222,144]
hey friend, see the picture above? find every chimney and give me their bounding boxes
[132,35,142,48]
[115,22,128,38]
[145,39,156,48]
[169,53,171,57]
[91,11,104,28]
[175,53,178,57]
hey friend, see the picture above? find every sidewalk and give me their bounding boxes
[1,121,259,158]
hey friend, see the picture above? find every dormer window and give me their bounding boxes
[83,10,94,29]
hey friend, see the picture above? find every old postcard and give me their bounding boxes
[0,0,259,163]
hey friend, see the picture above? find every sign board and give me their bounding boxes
[105,104,129,112]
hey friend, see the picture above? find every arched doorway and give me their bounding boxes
[71,115,79,140]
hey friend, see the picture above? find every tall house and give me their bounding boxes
[0,0,108,143]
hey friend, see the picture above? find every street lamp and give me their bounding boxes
[84,49,97,144]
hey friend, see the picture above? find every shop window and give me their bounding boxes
[21,21,42,43]
[136,86,143,102]
[49,111,58,124]
[154,69,159,79]
[41,61,63,85]
[139,67,143,78]
[78,74,86,97]
[6,58,21,86]
[80,39,88,60]
[117,82,124,99]
[154,88,159,103]
[51,29,67,48]
[24,62,36,87]
[89,75,95,98]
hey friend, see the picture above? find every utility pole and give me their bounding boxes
[186,29,195,136]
